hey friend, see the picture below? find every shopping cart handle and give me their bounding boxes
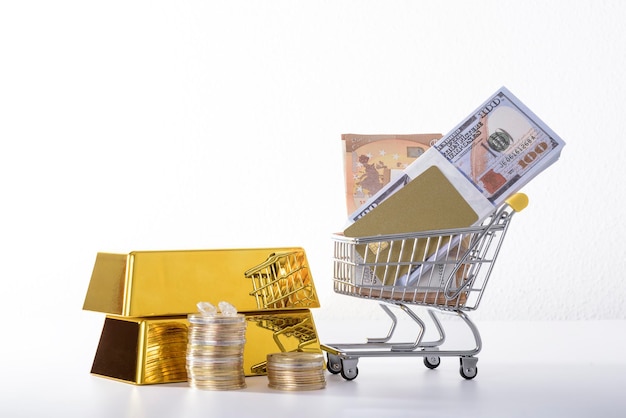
[505,193,529,212]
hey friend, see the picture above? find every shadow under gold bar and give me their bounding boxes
[83,247,320,317]
[90,310,323,385]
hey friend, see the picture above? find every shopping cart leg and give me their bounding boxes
[421,309,446,348]
[390,303,425,352]
[366,303,398,343]
[457,310,482,355]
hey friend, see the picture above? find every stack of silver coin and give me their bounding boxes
[266,352,326,391]
[186,312,247,390]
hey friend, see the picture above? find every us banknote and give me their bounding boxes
[433,86,565,205]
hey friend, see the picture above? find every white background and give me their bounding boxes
[2,0,625,323]
[1,1,626,416]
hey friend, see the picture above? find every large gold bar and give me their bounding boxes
[90,310,322,385]
[83,248,320,316]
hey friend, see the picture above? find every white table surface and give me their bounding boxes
[2,316,625,418]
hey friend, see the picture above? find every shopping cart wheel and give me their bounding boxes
[423,355,441,369]
[326,353,342,375]
[339,358,359,381]
[340,365,358,381]
[459,357,478,380]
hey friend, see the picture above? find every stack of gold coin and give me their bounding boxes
[266,352,326,391]
[186,313,247,390]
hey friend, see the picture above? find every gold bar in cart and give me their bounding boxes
[82,248,320,317]
[90,310,323,385]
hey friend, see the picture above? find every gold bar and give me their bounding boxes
[90,316,188,385]
[90,310,323,385]
[83,248,320,317]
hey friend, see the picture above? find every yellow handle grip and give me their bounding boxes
[505,193,529,212]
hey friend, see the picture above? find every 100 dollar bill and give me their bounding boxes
[434,87,565,205]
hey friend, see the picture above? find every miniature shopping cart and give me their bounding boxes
[321,193,528,380]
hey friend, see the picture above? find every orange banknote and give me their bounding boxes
[341,133,441,215]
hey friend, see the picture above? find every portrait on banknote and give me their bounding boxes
[433,88,565,205]
[341,133,442,214]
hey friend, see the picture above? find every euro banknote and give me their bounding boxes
[341,133,441,215]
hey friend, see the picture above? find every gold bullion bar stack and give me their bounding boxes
[83,248,323,385]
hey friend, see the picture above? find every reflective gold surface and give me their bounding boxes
[83,248,320,317]
[245,251,317,309]
[244,310,322,376]
[90,310,322,385]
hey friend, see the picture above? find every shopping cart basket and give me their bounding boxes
[321,193,528,380]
